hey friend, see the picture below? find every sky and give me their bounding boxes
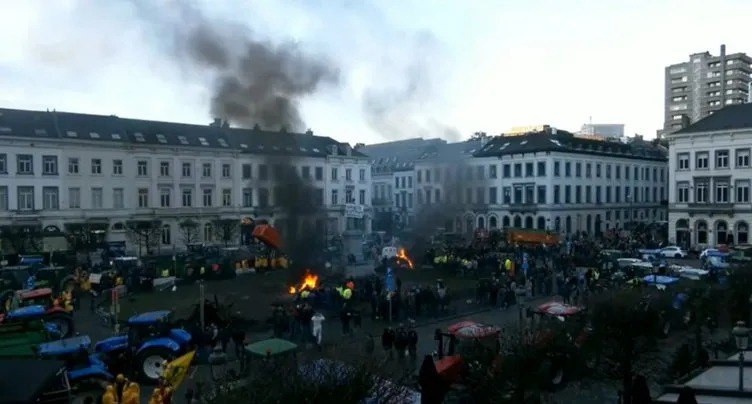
[1,0,751,144]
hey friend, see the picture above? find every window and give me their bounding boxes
[243,188,253,207]
[160,188,171,207]
[417,170,422,183]
[676,183,689,203]
[564,162,571,177]
[489,165,497,179]
[575,185,582,203]
[514,164,522,177]
[42,156,57,175]
[161,225,171,245]
[86,187,102,208]
[138,188,149,208]
[677,153,689,170]
[86,158,101,175]
[427,169,432,183]
[113,160,122,175]
[476,187,485,204]
[524,163,535,177]
[537,161,546,177]
[696,152,708,169]
[715,182,729,203]
[17,186,34,210]
[359,189,366,204]
[331,168,338,181]
[346,189,354,204]
[202,163,212,177]
[181,162,192,178]
[585,186,592,203]
[204,223,213,242]
[606,186,612,203]
[615,165,621,179]
[606,164,611,179]
[258,188,269,207]
[615,186,621,203]
[68,187,80,209]
[476,166,484,180]
[160,161,170,177]
[17,154,33,174]
[553,185,560,204]
[513,186,522,204]
[503,187,511,204]
[315,167,323,181]
[222,164,231,178]
[537,186,546,204]
[43,187,59,210]
[696,183,708,203]
[113,188,124,209]
[737,149,750,168]
[137,160,148,176]
[585,163,591,178]
[503,164,511,178]
[256,164,268,181]
[565,185,571,203]
[408,177,412,188]
[0,186,7,211]
[202,188,213,207]
[331,189,338,205]
[716,150,729,169]
[489,187,498,204]
[633,166,638,180]
[359,168,366,181]
[222,189,232,206]
[737,181,750,203]
[575,162,581,177]
[346,168,352,181]
[182,188,192,207]
[0,154,6,174]
[595,186,601,203]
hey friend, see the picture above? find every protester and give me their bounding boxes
[101,385,117,404]
[311,311,325,350]
[407,323,418,362]
[382,327,395,360]
[364,333,375,355]
[123,382,140,404]
[394,324,408,364]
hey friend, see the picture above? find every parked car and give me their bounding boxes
[660,246,687,259]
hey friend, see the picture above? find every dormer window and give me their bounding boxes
[178,136,188,145]
[198,137,209,146]
[156,134,167,144]
[134,132,145,142]
[89,132,100,139]
[66,130,77,137]
[112,133,122,140]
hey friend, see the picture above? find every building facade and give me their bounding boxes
[0,108,371,254]
[667,104,752,249]
[663,44,752,134]
[412,129,668,236]
[578,123,624,139]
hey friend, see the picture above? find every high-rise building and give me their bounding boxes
[663,44,752,133]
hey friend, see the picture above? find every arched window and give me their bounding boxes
[696,221,708,244]
[161,224,171,245]
[586,215,592,234]
[525,216,533,229]
[503,216,510,228]
[489,216,498,229]
[514,216,522,228]
[595,214,602,235]
[565,216,572,233]
[676,219,690,248]
[537,217,545,230]
[465,216,473,234]
[737,221,749,245]
[204,223,213,242]
[478,216,485,229]
[716,221,728,245]
[554,217,561,232]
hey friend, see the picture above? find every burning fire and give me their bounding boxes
[397,248,414,269]
[288,271,319,295]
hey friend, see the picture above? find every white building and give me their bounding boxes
[578,123,625,139]
[667,104,752,248]
[412,129,668,236]
[0,107,371,255]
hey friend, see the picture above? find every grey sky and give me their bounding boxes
[1,0,751,143]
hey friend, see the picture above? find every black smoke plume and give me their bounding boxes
[133,1,339,131]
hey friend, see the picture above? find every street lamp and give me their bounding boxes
[733,321,750,391]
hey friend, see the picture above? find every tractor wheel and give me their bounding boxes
[45,312,75,338]
[137,347,175,384]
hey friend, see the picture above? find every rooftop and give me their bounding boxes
[674,104,752,135]
[358,138,448,172]
[0,107,364,158]
[474,130,666,161]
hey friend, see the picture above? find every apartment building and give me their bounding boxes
[664,44,752,133]
[0,107,371,254]
[667,104,752,248]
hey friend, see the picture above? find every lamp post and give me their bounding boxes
[733,321,750,391]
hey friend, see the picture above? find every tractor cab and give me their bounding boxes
[433,321,501,385]
[95,310,192,383]
[37,335,113,385]
[0,305,64,339]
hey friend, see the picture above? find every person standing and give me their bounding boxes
[382,327,395,360]
[311,311,325,350]
[407,324,418,364]
[394,324,408,365]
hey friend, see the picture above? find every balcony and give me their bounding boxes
[685,202,735,216]
[508,203,538,214]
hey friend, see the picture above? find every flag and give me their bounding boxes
[163,350,196,388]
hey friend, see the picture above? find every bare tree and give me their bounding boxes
[178,219,201,247]
[211,219,239,247]
[125,220,162,256]
[0,225,43,255]
[64,223,100,252]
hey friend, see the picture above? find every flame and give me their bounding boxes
[287,271,319,295]
[397,248,414,269]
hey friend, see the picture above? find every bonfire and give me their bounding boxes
[288,271,319,295]
[397,248,414,269]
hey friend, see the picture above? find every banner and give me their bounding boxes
[345,204,364,219]
[164,350,196,388]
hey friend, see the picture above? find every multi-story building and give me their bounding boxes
[663,44,752,134]
[578,123,624,139]
[667,103,752,249]
[411,128,668,236]
[0,107,371,254]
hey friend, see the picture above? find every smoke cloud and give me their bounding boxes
[133,1,339,131]
[362,32,460,142]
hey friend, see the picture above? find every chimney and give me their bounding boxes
[252,124,261,131]
[221,120,230,129]
[305,128,313,136]
[343,143,352,156]
[210,118,222,127]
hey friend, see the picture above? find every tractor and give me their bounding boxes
[0,304,74,338]
[94,310,192,383]
[36,335,113,396]
[0,319,60,358]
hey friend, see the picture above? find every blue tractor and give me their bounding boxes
[0,304,71,338]
[37,335,113,396]
[94,310,192,383]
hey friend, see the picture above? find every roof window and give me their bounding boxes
[198,137,209,146]
[240,143,248,149]
[111,133,122,140]
[134,132,145,142]
[156,134,167,144]
[272,146,280,151]
[66,130,77,137]
[89,132,100,139]
[34,128,47,135]
[550,139,562,147]
[300,147,307,152]
[0,126,11,133]
[313,148,320,153]
[285,146,292,152]
[178,136,188,145]
[520,140,528,145]
[218,138,228,147]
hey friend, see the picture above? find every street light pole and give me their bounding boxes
[733,321,750,391]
